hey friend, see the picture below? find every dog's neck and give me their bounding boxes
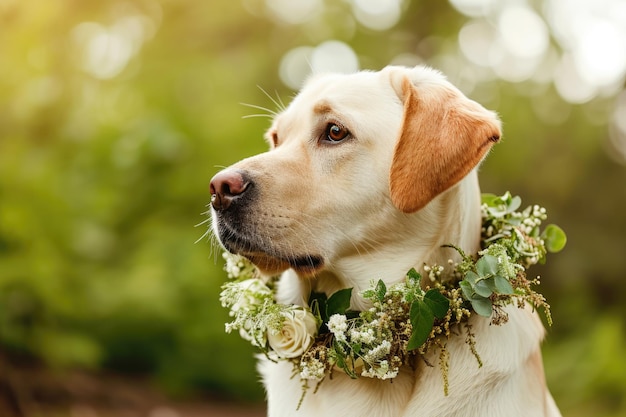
[277,172,483,311]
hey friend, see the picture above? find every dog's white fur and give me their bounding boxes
[211,66,561,416]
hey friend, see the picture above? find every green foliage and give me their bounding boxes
[407,298,435,351]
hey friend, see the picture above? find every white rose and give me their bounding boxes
[268,309,318,358]
[231,279,272,312]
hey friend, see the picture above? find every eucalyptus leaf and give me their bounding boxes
[494,275,514,294]
[465,270,479,286]
[407,300,435,351]
[459,280,474,300]
[542,224,567,253]
[423,289,450,319]
[476,254,499,277]
[474,278,494,297]
[470,297,493,317]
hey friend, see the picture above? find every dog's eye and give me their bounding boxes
[324,123,350,143]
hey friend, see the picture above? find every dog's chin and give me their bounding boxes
[238,251,324,277]
[216,225,324,276]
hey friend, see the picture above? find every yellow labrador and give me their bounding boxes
[210,66,561,417]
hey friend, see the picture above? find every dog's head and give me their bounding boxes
[210,65,501,277]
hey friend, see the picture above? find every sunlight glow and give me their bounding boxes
[279,41,359,90]
[72,14,155,80]
[265,0,322,25]
[351,0,403,31]
[498,6,548,59]
[455,0,626,103]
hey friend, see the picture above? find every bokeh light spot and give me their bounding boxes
[554,53,597,104]
[310,41,359,75]
[449,0,497,18]
[278,41,359,90]
[265,0,322,25]
[575,19,626,88]
[278,46,314,90]
[458,19,496,67]
[351,0,403,31]
[498,6,548,59]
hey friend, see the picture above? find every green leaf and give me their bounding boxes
[476,255,499,277]
[481,193,499,206]
[423,289,450,319]
[474,278,493,297]
[406,268,422,284]
[464,271,479,286]
[407,300,435,350]
[507,195,522,213]
[375,279,387,303]
[327,288,353,316]
[470,297,493,317]
[459,280,474,300]
[308,291,328,321]
[542,224,567,253]
[493,275,514,294]
[332,341,357,378]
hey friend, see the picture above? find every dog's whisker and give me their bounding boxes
[274,90,286,112]
[257,85,286,113]
[195,216,212,227]
[240,102,278,116]
[242,113,275,119]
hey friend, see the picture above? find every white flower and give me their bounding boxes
[223,252,256,279]
[349,327,375,344]
[328,314,348,342]
[231,279,272,312]
[238,318,267,347]
[363,340,391,363]
[361,359,398,380]
[268,309,318,359]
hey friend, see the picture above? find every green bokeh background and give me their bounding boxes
[1,1,625,416]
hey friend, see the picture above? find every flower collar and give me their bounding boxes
[218,192,566,401]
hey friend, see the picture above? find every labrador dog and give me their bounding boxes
[210,65,561,417]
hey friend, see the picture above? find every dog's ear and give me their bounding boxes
[388,70,501,213]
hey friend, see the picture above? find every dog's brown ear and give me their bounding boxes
[389,75,501,213]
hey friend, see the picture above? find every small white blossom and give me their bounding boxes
[328,314,349,342]
[229,279,273,312]
[361,359,398,380]
[363,340,391,363]
[349,328,375,344]
[222,252,256,279]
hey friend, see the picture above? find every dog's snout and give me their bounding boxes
[210,170,249,211]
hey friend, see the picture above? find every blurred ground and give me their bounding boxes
[0,355,264,417]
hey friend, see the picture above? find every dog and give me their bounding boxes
[210,65,561,417]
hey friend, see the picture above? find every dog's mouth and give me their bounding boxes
[215,220,324,275]
[244,252,324,276]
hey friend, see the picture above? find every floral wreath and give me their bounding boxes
[218,192,566,404]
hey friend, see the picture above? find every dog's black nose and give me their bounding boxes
[210,170,249,211]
